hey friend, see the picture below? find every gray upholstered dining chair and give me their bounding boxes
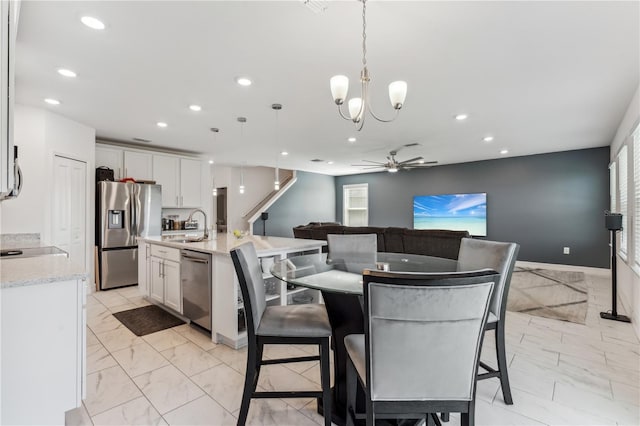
[230,242,332,426]
[327,233,377,273]
[457,238,520,405]
[344,268,498,426]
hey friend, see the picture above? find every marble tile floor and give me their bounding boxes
[67,268,639,426]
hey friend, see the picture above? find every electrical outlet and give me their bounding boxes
[563,247,570,255]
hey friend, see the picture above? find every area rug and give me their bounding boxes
[507,267,588,324]
[113,305,185,336]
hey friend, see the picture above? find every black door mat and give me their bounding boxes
[113,305,185,336]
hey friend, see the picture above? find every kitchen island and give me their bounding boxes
[138,234,325,348]
[0,254,87,425]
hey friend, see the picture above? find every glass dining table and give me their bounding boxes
[270,252,459,426]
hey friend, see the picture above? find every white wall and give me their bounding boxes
[212,165,276,233]
[0,105,96,285]
[610,84,640,338]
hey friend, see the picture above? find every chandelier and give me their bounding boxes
[330,0,407,131]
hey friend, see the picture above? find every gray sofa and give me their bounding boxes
[292,223,470,260]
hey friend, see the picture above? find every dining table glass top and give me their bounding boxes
[270,252,459,295]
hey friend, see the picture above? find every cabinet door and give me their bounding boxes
[149,257,164,303]
[124,150,153,181]
[180,158,202,207]
[95,146,123,180]
[152,155,179,207]
[138,242,150,296]
[163,260,181,313]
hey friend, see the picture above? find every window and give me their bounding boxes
[619,145,628,255]
[633,124,640,267]
[610,162,617,213]
[343,184,368,226]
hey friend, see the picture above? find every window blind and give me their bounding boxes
[619,145,628,254]
[633,125,640,266]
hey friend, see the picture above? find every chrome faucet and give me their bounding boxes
[187,209,209,240]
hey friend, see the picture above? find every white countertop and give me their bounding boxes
[141,233,326,256]
[0,256,87,289]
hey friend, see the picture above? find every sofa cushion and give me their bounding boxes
[310,225,345,241]
[402,229,469,260]
[383,227,405,253]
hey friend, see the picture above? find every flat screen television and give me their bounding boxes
[413,192,487,236]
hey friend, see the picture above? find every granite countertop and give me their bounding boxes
[141,233,326,256]
[0,256,87,289]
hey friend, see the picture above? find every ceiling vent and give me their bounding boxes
[310,159,324,162]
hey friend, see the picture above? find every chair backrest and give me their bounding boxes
[362,269,497,402]
[456,238,519,319]
[230,242,266,335]
[327,233,377,273]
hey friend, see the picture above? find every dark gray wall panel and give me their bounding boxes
[254,171,336,238]
[335,147,610,268]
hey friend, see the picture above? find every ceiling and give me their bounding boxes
[15,1,639,175]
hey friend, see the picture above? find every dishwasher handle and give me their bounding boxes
[181,254,209,264]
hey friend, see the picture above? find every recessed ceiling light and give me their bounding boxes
[44,98,60,105]
[454,114,468,121]
[156,122,168,128]
[81,16,105,30]
[347,137,356,143]
[208,160,214,164]
[483,136,494,142]
[500,149,509,155]
[57,68,77,78]
[189,105,202,112]
[327,161,334,165]
[281,151,288,156]
[236,77,252,86]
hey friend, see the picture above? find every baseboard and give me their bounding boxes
[516,260,610,277]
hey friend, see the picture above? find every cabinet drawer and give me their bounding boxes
[150,245,180,262]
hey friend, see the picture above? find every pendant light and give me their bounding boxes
[237,117,247,195]
[211,128,219,197]
[272,104,282,191]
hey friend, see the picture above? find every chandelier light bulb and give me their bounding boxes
[274,181,280,191]
[212,188,217,197]
[239,185,245,194]
[348,98,363,122]
[389,81,407,109]
[330,75,349,105]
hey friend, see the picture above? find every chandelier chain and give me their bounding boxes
[361,0,367,67]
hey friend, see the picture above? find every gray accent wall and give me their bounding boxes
[335,147,611,268]
[253,171,336,238]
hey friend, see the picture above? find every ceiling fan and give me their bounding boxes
[352,144,437,173]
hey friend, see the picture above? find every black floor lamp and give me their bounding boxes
[261,212,269,236]
[601,212,630,323]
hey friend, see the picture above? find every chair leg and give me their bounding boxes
[495,324,513,405]
[345,357,357,426]
[440,412,450,422]
[366,400,374,426]
[320,339,332,426]
[237,341,260,426]
[461,399,475,426]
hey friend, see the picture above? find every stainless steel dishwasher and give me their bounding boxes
[180,249,212,331]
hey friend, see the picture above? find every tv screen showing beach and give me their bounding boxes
[413,193,487,236]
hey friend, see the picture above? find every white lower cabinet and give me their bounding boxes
[146,245,182,314]
[1,278,86,425]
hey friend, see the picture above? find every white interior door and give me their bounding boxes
[53,155,86,269]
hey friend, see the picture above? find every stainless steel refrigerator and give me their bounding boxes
[97,181,161,290]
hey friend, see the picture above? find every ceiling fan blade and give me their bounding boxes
[360,159,386,165]
[397,156,424,165]
[351,164,385,168]
[403,160,438,166]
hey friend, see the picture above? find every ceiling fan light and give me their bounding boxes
[388,167,398,173]
[330,75,349,105]
[348,98,363,122]
[389,81,407,109]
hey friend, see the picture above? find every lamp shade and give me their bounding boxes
[348,97,363,122]
[330,75,349,104]
[389,81,407,109]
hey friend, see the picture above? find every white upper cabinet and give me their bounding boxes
[95,146,123,180]
[180,158,202,208]
[123,150,153,181]
[153,155,179,207]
